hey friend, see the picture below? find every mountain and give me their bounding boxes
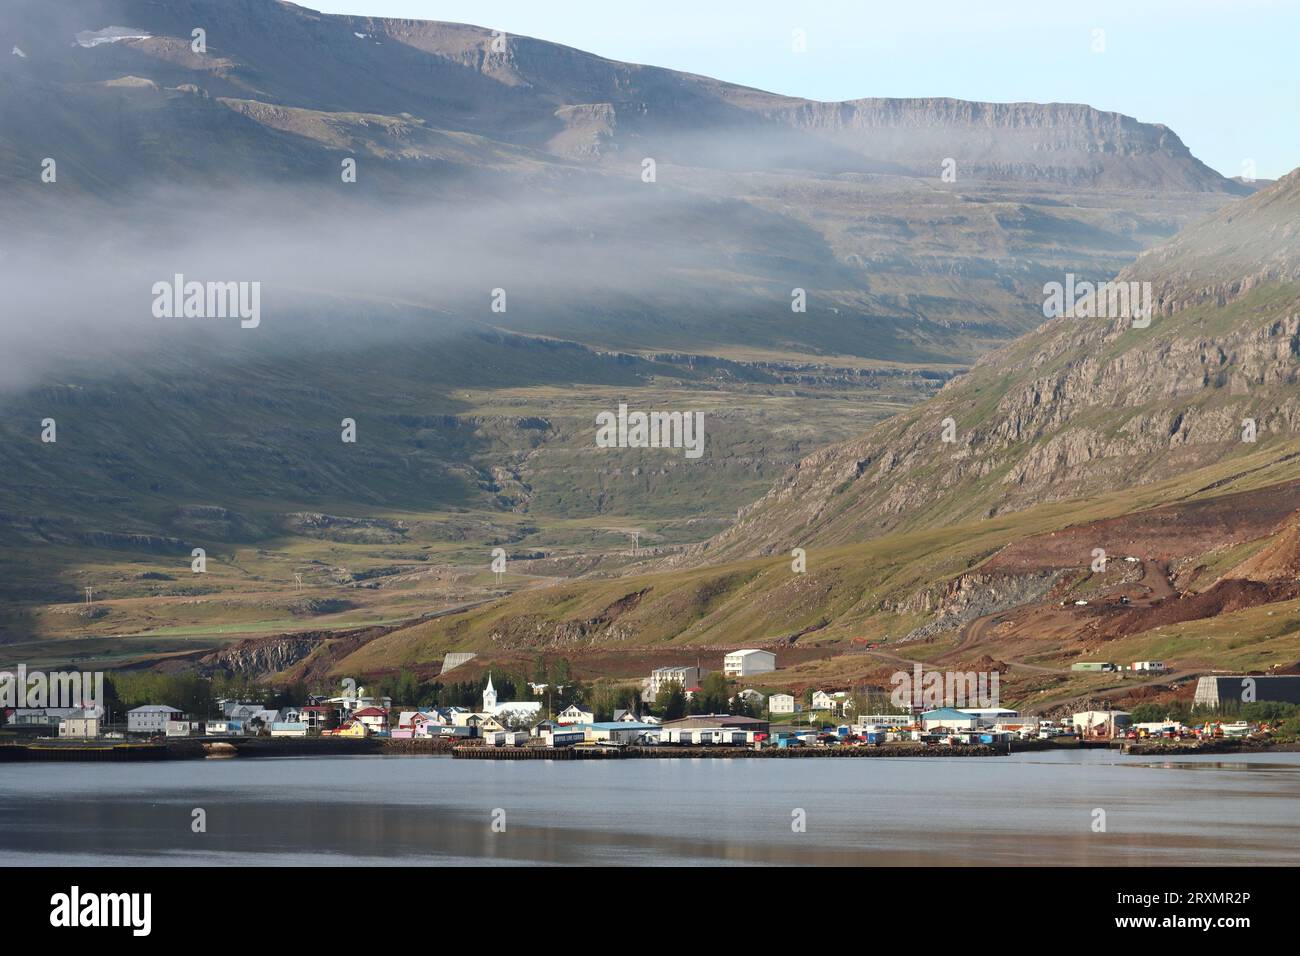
[692,168,1300,561]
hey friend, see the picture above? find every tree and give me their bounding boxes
[654,681,687,720]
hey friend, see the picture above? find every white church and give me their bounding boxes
[482,674,542,725]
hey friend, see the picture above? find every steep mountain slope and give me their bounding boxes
[691,169,1300,561]
[327,444,1300,687]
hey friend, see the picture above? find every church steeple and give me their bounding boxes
[483,673,497,713]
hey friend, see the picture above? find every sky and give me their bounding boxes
[305,0,1299,180]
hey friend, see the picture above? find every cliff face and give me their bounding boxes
[0,0,1247,192]
[692,170,1300,561]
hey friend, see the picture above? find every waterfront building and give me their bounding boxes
[127,705,182,734]
[920,708,980,731]
[58,709,102,738]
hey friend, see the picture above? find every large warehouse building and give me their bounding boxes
[1193,675,1300,708]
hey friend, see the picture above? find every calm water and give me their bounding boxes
[2,750,1298,866]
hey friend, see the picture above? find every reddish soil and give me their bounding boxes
[983,479,1300,574]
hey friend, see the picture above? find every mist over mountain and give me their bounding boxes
[1,0,1248,387]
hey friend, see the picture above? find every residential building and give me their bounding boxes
[127,705,182,734]
[768,693,800,715]
[329,720,370,738]
[393,710,457,738]
[270,722,308,737]
[556,704,594,725]
[645,665,707,702]
[733,688,765,708]
[351,707,390,735]
[299,704,340,731]
[165,719,204,737]
[10,707,95,730]
[811,690,848,713]
[723,649,776,678]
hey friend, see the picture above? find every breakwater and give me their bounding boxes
[0,735,460,762]
[453,743,1006,759]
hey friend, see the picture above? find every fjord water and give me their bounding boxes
[2,751,1297,866]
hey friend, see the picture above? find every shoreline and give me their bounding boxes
[3,734,1294,762]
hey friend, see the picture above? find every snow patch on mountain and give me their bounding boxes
[75,27,152,48]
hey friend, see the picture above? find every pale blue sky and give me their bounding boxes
[305,0,1299,180]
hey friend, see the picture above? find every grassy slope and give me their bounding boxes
[335,436,1300,675]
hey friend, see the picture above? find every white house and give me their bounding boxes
[769,693,801,715]
[556,704,594,725]
[1133,661,1166,673]
[811,690,849,713]
[127,705,182,734]
[723,649,776,678]
[165,719,204,737]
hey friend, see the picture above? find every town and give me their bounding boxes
[5,651,1299,759]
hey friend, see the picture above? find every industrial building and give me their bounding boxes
[661,714,769,735]
[1072,710,1132,738]
[1193,675,1300,708]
